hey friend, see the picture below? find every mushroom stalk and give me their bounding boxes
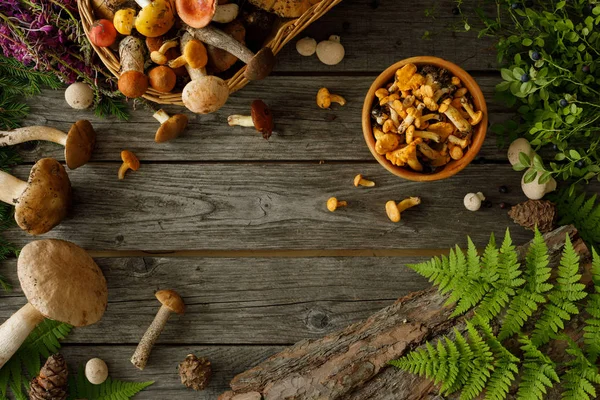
[0,303,45,368]
[188,25,254,63]
[134,0,151,7]
[131,304,171,370]
[0,126,67,147]
[153,109,170,124]
[0,170,27,205]
[227,115,254,127]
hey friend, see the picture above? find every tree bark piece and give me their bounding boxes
[220,226,586,400]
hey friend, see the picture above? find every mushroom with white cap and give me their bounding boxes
[296,37,317,56]
[0,158,71,235]
[507,138,535,166]
[131,289,185,370]
[464,192,485,211]
[316,35,345,66]
[65,82,94,110]
[153,109,188,143]
[0,120,96,169]
[85,358,109,385]
[521,169,557,200]
[0,239,108,368]
[228,100,274,140]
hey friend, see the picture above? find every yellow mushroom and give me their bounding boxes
[317,88,346,109]
[385,197,421,223]
[353,174,375,187]
[118,150,140,180]
[327,197,347,212]
[385,138,423,171]
[375,133,400,155]
[459,97,484,126]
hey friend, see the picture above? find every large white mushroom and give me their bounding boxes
[507,138,535,166]
[316,35,345,65]
[65,82,94,110]
[521,169,557,200]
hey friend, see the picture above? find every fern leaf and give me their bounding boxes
[516,336,559,400]
[459,323,495,400]
[560,336,600,400]
[499,229,552,341]
[554,189,600,249]
[531,236,587,346]
[584,248,600,362]
[68,366,154,400]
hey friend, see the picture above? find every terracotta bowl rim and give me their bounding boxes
[361,56,488,182]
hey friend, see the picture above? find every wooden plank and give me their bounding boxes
[272,0,499,73]
[59,345,283,399]
[4,163,539,251]
[18,75,509,163]
[0,257,430,344]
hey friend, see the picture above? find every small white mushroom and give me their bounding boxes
[212,3,239,23]
[507,138,535,166]
[316,35,345,65]
[464,192,485,211]
[521,169,557,200]
[296,37,317,57]
[85,358,109,385]
[65,82,94,110]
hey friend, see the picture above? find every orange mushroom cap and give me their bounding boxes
[118,71,148,98]
[176,0,216,29]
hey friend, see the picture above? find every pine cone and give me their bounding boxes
[29,354,68,400]
[178,354,212,391]
[508,200,557,233]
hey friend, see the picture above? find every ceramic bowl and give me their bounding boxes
[362,56,488,181]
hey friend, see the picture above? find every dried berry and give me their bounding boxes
[451,7,460,15]
[499,202,509,209]
[482,200,493,208]
[582,65,591,73]
[499,185,508,194]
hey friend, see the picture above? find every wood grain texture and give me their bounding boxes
[0,256,430,344]
[4,163,540,251]
[58,345,285,399]
[19,77,508,162]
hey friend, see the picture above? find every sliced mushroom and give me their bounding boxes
[0,120,96,169]
[0,158,71,235]
[187,25,275,81]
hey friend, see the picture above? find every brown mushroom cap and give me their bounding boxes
[156,289,185,314]
[207,20,245,73]
[244,47,275,81]
[18,239,108,326]
[155,114,189,143]
[121,150,140,170]
[148,66,177,93]
[65,120,96,170]
[118,70,149,99]
[250,100,273,139]
[176,0,216,29]
[15,158,71,235]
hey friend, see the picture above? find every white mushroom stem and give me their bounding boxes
[131,304,172,370]
[0,303,45,368]
[228,115,254,127]
[0,126,68,147]
[119,36,145,73]
[134,0,151,7]
[153,109,170,124]
[212,3,239,23]
[0,170,27,205]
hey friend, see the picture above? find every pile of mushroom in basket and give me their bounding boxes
[80,0,343,112]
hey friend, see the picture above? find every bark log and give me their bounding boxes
[219,226,590,400]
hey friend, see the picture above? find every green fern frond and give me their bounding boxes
[553,189,600,250]
[531,236,587,346]
[69,366,154,400]
[584,248,600,362]
[0,320,72,398]
[499,229,552,341]
[516,336,559,400]
[560,336,600,400]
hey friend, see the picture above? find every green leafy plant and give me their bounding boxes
[553,188,600,250]
[68,367,153,400]
[391,229,600,399]
[0,320,72,399]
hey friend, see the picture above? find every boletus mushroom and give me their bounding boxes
[153,109,188,143]
[187,25,275,81]
[0,120,96,169]
[0,239,108,368]
[131,289,185,370]
[118,36,149,98]
[179,32,229,114]
[227,100,274,140]
[0,158,71,235]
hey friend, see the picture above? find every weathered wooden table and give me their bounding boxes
[0,0,570,397]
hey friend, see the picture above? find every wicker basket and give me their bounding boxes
[78,0,343,106]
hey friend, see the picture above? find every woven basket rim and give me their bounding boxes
[78,0,343,105]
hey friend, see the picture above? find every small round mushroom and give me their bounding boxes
[212,3,239,23]
[179,33,229,114]
[168,39,208,69]
[118,37,149,98]
[153,109,188,143]
[113,8,136,35]
[148,66,177,93]
[385,197,421,223]
[0,158,71,235]
[0,120,96,169]
[317,88,346,109]
[187,25,276,81]
[65,82,94,110]
[507,138,534,166]
[131,289,185,370]
[118,150,140,180]
[227,100,274,140]
[521,169,557,200]
[353,174,375,187]
[316,35,345,66]
[85,358,109,385]
[89,19,117,47]
[464,192,485,211]
[296,37,317,56]
[0,239,107,368]
[133,0,176,37]
[327,197,347,212]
